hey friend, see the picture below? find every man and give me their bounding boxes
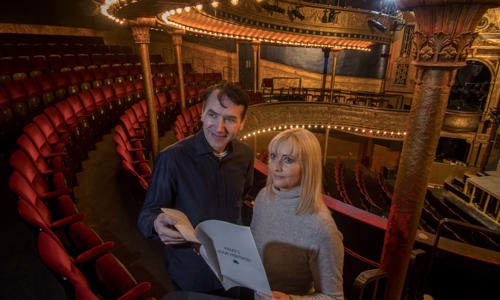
[137,82,254,295]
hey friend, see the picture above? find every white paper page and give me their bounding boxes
[160,208,199,243]
[197,229,223,282]
[195,220,272,297]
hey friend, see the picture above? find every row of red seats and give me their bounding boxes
[8,138,152,300]
[174,102,203,141]
[184,72,222,86]
[334,159,353,206]
[0,71,145,151]
[113,92,181,190]
[0,60,153,125]
[376,167,393,202]
[0,42,124,58]
[0,33,127,56]
[7,66,155,299]
[354,162,386,215]
[0,53,146,80]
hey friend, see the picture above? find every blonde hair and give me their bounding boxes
[266,128,326,215]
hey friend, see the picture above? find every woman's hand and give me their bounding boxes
[153,213,187,245]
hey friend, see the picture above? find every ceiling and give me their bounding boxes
[100,0,397,50]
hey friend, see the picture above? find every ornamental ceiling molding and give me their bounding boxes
[101,0,395,50]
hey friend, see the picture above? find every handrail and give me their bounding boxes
[350,268,388,300]
[423,218,500,293]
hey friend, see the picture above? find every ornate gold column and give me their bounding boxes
[329,49,340,102]
[130,18,159,161]
[381,1,498,299]
[321,48,331,101]
[252,41,261,93]
[323,127,331,166]
[172,30,186,111]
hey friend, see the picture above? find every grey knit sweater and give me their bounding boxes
[251,186,344,300]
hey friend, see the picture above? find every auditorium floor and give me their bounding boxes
[0,130,177,300]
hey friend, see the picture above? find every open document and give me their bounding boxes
[161,208,272,297]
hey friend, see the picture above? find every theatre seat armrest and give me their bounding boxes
[44,151,68,158]
[117,282,152,300]
[40,188,74,199]
[75,241,116,263]
[51,213,85,229]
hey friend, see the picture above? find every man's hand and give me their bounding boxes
[271,291,292,300]
[257,291,291,300]
[153,213,187,245]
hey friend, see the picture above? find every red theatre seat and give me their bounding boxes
[38,231,151,300]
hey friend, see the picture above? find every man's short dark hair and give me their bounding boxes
[203,82,250,119]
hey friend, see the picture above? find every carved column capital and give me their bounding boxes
[412,31,475,68]
[131,25,150,44]
[171,30,185,46]
[251,40,260,51]
[397,1,499,67]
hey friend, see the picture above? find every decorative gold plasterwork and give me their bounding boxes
[412,31,475,67]
[131,25,151,44]
[241,102,480,141]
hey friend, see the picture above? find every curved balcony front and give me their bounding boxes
[241,102,481,141]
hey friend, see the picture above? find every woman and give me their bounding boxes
[251,128,344,300]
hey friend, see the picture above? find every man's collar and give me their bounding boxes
[194,130,234,156]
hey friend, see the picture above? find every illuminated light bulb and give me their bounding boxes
[211,1,219,8]
[327,125,331,128]
[369,130,373,133]
[176,7,182,14]
[354,128,358,131]
[347,127,351,130]
[383,131,387,135]
[362,129,365,133]
[377,131,380,134]
[341,126,344,130]
[273,127,276,130]
[184,6,191,12]
[195,4,203,10]
[230,0,239,5]
[169,9,175,15]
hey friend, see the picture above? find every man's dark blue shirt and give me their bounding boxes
[137,130,254,292]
